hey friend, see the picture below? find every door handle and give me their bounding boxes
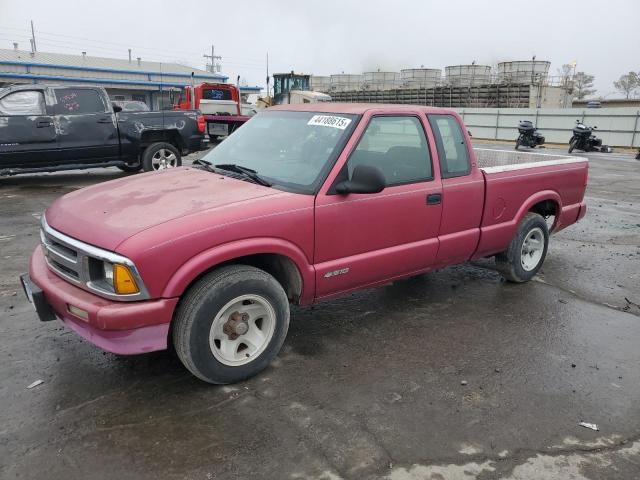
[426,193,442,205]
[97,117,113,124]
[36,120,52,128]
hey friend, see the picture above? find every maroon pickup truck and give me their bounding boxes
[21,104,588,384]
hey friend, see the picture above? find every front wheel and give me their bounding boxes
[172,265,290,384]
[568,137,577,153]
[515,136,521,150]
[142,142,182,172]
[495,212,549,283]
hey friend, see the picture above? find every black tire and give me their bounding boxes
[117,162,142,173]
[172,265,290,384]
[568,137,577,153]
[141,142,182,172]
[515,137,521,150]
[495,212,549,283]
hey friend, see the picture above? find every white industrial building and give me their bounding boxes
[0,48,261,109]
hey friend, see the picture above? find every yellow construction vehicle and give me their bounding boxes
[257,72,331,108]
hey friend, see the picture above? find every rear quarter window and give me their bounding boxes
[54,88,106,115]
[428,114,471,178]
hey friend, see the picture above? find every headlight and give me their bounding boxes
[102,261,140,295]
[104,262,114,285]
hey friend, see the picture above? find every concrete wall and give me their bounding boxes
[455,107,640,147]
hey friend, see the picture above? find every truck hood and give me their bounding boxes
[45,168,282,251]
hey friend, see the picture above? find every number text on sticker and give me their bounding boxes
[307,115,352,130]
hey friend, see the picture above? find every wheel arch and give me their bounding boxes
[517,190,562,231]
[162,238,315,305]
[139,130,184,151]
[474,191,561,260]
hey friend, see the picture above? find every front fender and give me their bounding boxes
[161,237,316,303]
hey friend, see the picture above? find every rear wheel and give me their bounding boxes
[495,212,549,283]
[142,142,182,172]
[172,265,290,384]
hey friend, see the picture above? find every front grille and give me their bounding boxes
[49,258,80,280]
[41,226,84,285]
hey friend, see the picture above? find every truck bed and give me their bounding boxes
[474,148,587,173]
[471,148,589,259]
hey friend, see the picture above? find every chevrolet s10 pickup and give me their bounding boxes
[21,104,588,384]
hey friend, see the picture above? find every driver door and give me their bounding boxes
[314,114,443,299]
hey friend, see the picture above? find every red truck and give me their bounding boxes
[21,104,588,384]
[173,83,251,140]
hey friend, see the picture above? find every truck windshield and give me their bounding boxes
[201,110,358,194]
[202,89,232,101]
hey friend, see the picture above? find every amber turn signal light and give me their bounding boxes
[113,264,140,295]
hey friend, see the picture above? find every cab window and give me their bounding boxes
[346,116,432,186]
[0,90,46,115]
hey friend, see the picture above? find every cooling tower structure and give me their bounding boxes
[497,60,550,84]
[362,71,401,91]
[329,74,363,92]
[310,75,331,93]
[400,68,442,88]
[444,64,492,87]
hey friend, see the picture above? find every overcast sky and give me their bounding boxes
[2,0,639,98]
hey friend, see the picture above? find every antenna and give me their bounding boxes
[266,52,270,96]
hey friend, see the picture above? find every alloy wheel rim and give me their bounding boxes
[521,227,544,271]
[209,294,276,366]
[151,149,177,170]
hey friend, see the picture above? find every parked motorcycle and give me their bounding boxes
[568,120,611,153]
[515,120,545,150]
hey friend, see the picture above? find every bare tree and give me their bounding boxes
[557,64,573,89]
[613,72,639,99]
[573,72,596,99]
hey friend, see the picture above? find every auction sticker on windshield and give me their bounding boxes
[307,115,352,130]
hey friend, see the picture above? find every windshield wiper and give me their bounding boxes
[214,163,272,187]
[192,158,215,171]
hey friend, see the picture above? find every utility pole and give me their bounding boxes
[30,20,37,52]
[203,45,222,73]
[266,52,270,97]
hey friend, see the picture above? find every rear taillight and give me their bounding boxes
[197,114,206,134]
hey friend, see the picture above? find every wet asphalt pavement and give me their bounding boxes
[1,144,639,479]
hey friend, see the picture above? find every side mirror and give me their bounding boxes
[335,165,386,195]
[112,104,123,113]
[593,126,598,129]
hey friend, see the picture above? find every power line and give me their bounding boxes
[0,24,266,65]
